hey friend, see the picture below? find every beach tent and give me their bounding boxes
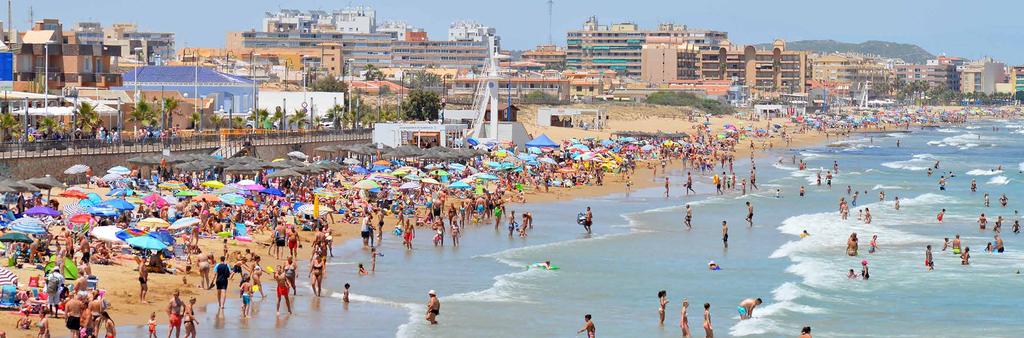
[44,256,79,280]
[525,134,559,148]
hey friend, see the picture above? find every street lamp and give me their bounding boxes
[133,47,144,102]
[182,48,201,131]
[42,40,55,117]
[249,52,260,117]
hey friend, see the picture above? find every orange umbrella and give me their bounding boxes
[192,194,220,203]
[245,199,256,207]
[58,191,89,199]
[68,213,94,225]
[558,167,577,173]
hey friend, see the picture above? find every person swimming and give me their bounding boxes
[708,261,721,271]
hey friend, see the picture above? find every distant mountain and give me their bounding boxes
[755,40,935,64]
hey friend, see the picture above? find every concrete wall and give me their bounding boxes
[0,139,366,180]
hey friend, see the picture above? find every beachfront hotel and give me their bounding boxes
[566,16,727,77]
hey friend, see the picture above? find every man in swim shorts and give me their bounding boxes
[65,293,85,337]
[167,290,183,338]
[721,221,728,248]
[737,298,762,320]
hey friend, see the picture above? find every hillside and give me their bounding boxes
[756,40,934,64]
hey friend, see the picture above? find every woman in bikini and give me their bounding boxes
[309,255,325,297]
[182,298,198,338]
[284,257,297,296]
[680,299,691,338]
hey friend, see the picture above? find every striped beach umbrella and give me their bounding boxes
[9,218,47,234]
[0,267,18,286]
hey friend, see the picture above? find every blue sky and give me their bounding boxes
[19,0,1023,64]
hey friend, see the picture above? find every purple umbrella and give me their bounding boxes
[25,206,61,217]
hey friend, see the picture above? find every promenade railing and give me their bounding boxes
[0,128,372,159]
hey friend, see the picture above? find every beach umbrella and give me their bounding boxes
[0,183,16,193]
[236,179,257,186]
[353,179,380,190]
[87,206,120,217]
[158,181,186,190]
[212,186,241,195]
[220,193,245,206]
[26,176,66,190]
[349,166,370,174]
[64,164,90,175]
[539,157,558,165]
[148,230,175,245]
[475,173,499,181]
[240,183,265,191]
[62,203,87,217]
[99,199,136,211]
[89,226,121,242]
[369,165,390,172]
[192,194,220,203]
[25,206,61,217]
[399,181,421,190]
[8,218,46,234]
[59,190,89,199]
[100,173,123,182]
[68,213,94,225]
[342,158,360,165]
[421,177,441,185]
[0,179,40,192]
[403,174,421,181]
[0,267,18,286]
[142,194,168,208]
[372,159,391,166]
[107,166,131,175]
[106,188,135,197]
[0,232,33,244]
[174,190,201,197]
[267,169,301,178]
[259,187,286,197]
[137,217,170,228]
[126,236,167,251]
[201,180,225,189]
[313,190,340,198]
[430,169,450,177]
[528,147,542,154]
[287,151,308,160]
[447,181,472,190]
[170,217,200,230]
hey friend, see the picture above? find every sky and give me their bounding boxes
[16,0,1024,64]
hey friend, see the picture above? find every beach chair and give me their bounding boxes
[0,284,19,309]
[86,275,98,290]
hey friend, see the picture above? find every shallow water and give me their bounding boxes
[120,121,1024,337]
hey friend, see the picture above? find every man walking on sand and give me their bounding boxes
[166,290,184,338]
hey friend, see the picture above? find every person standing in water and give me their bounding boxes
[745,202,754,227]
[722,221,729,249]
[703,303,713,338]
[426,290,440,324]
[657,290,669,326]
[925,245,934,271]
[584,207,593,234]
[684,205,693,229]
[680,299,691,338]
[577,314,596,338]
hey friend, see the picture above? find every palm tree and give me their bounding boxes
[289,108,309,129]
[74,102,101,136]
[161,97,180,129]
[0,112,19,142]
[270,108,285,130]
[130,100,156,127]
[38,117,59,135]
[231,117,246,129]
[189,112,201,129]
[324,104,344,129]
[207,114,223,130]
